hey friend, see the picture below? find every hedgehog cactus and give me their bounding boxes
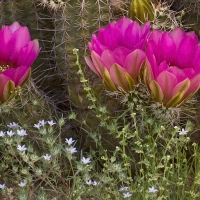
[0,0,130,135]
[51,0,130,111]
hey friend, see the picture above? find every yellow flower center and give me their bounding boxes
[0,64,9,72]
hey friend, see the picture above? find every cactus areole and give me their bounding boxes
[85,17,150,92]
[0,22,40,105]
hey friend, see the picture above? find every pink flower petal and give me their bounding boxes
[172,78,190,97]
[124,21,140,49]
[3,80,15,103]
[85,56,101,77]
[146,40,162,65]
[165,91,185,107]
[125,49,146,81]
[186,31,199,44]
[169,28,185,48]
[146,43,159,76]
[149,80,164,103]
[167,67,187,82]
[101,50,116,70]
[115,17,132,36]
[141,21,151,38]
[193,47,200,73]
[96,27,105,44]
[156,61,169,79]
[98,21,121,50]
[157,71,178,103]
[125,73,135,90]
[183,74,200,99]
[135,21,151,50]
[149,29,162,45]
[0,26,12,63]
[17,67,31,86]
[9,26,31,66]
[9,22,21,33]
[32,39,40,51]
[102,68,118,91]
[110,63,129,91]
[2,66,30,86]
[17,40,40,67]
[144,58,154,83]
[91,51,105,76]
[113,47,132,67]
[0,74,14,102]
[160,32,176,65]
[182,68,196,79]
[89,34,107,55]
[177,36,197,69]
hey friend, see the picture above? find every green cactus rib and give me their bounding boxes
[0,80,57,128]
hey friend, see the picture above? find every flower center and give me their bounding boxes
[0,64,9,72]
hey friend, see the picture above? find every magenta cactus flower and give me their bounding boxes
[145,28,200,107]
[0,22,40,104]
[85,17,150,92]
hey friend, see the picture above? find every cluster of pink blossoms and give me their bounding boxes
[86,17,200,107]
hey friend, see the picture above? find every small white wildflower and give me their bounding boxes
[7,130,15,137]
[43,154,51,160]
[148,186,158,193]
[0,183,6,189]
[39,120,46,126]
[17,129,27,136]
[17,145,27,151]
[85,180,93,185]
[7,122,20,129]
[0,131,5,137]
[18,181,26,187]
[119,186,129,191]
[33,123,42,129]
[67,146,77,154]
[65,138,75,145]
[93,181,100,186]
[123,192,132,198]
[81,157,91,164]
[178,128,188,135]
[47,120,56,126]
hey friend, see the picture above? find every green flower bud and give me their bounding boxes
[128,0,154,23]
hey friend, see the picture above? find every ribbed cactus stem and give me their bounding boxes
[0,80,57,126]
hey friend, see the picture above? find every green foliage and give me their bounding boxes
[0,50,200,199]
